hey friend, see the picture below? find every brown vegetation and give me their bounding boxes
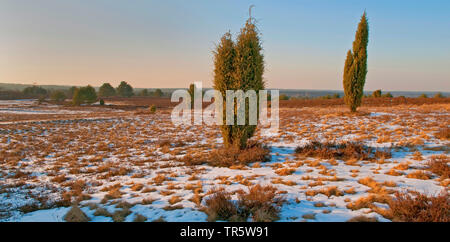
[295,141,391,161]
[203,185,285,222]
[387,191,449,222]
[64,205,90,222]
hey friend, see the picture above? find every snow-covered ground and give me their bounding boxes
[0,103,448,222]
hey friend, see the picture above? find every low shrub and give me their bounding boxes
[203,185,285,222]
[347,215,378,222]
[203,188,238,222]
[207,142,270,167]
[64,205,90,222]
[295,141,391,161]
[427,155,450,179]
[435,127,449,140]
[237,184,285,222]
[388,191,449,222]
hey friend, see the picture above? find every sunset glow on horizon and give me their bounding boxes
[1,0,449,91]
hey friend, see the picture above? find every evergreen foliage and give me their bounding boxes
[213,10,265,149]
[116,81,134,97]
[98,83,116,97]
[343,12,369,112]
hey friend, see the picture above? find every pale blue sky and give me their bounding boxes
[1,0,449,91]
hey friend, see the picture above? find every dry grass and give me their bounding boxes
[346,194,391,211]
[64,205,90,222]
[152,174,168,185]
[427,155,450,179]
[133,213,147,222]
[178,154,205,166]
[275,168,296,176]
[345,187,357,194]
[358,177,394,194]
[318,186,344,197]
[142,197,156,205]
[314,202,326,207]
[203,185,285,222]
[237,184,286,222]
[271,178,297,186]
[435,127,450,140]
[388,191,449,222]
[347,215,378,222]
[406,170,432,180]
[203,188,238,222]
[207,143,270,167]
[93,207,111,217]
[302,213,316,220]
[385,169,403,176]
[1,99,448,222]
[295,141,390,161]
[168,195,182,205]
[112,208,132,222]
[51,174,68,183]
[162,204,184,211]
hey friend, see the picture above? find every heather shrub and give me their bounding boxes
[203,185,285,222]
[388,191,449,222]
[208,142,270,167]
[237,184,285,222]
[435,127,450,140]
[203,188,238,222]
[427,155,449,179]
[64,205,90,222]
[295,141,390,161]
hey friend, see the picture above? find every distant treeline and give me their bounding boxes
[0,82,168,101]
[0,83,447,101]
[276,89,447,100]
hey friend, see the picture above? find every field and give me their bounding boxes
[0,98,449,222]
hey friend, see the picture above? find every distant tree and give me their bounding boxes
[383,92,393,98]
[333,93,341,99]
[68,86,78,99]
[116,81,134,97]
[154,89,163,97]
[72,85,97,105]
[50,90,67,103]
[419,93,428,98]
[343,12,369,112]
[149,104,156,114]
[434,92,444,98]
[99,99,105,105]
[23,86,48,98]
[280,94,290,100]
[98,83,116,97]
[139,89,149,96]
[372,89,382,98]
[72,87,81,105]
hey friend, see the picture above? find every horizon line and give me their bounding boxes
[0,81,449,93]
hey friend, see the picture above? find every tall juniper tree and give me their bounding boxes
[213,32,236,148]
[343,12,369,112]
[213,9,265,149]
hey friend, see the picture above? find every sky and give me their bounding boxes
[0,0,449,91]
